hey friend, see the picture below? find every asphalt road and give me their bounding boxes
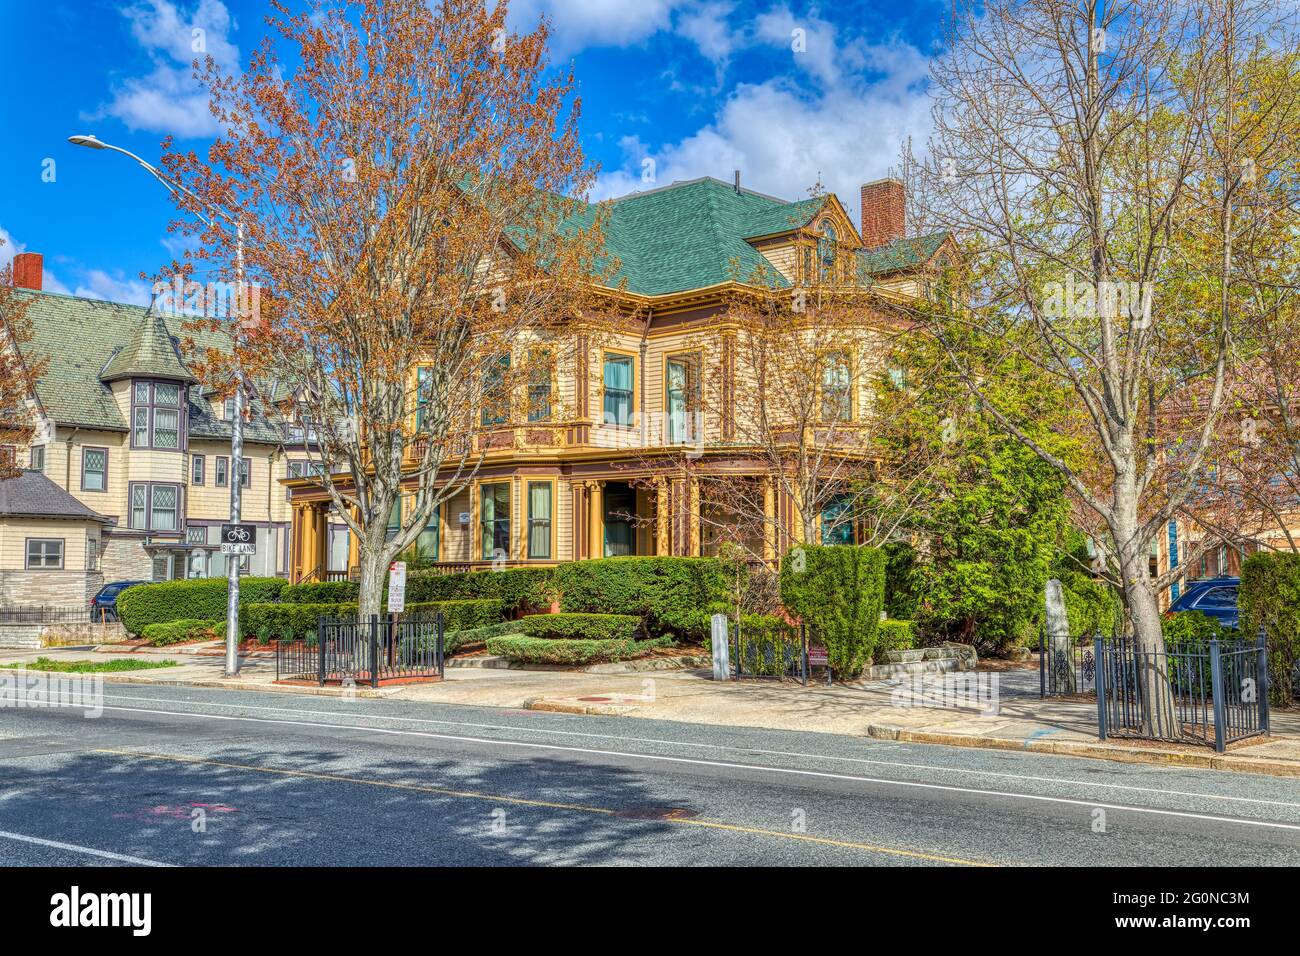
[3,682,1300,866]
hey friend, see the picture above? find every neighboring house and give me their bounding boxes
[284,175,955,581]
[2,258,316,590]
[0,469,111,606]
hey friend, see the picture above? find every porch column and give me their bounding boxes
[654,477,670,556]
[687,475,701,557]
[290,501,307,583]
[586,480,604,560]
[762,477,777,563]
[312,503,330,579]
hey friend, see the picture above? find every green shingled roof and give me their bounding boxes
[594,178,821,295]
[11,288,281,442]
[858,231,950,278]
[100,308,198,384]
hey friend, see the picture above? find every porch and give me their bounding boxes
[287,473,801,584]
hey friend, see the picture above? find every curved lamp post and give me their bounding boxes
[69,133,248,677]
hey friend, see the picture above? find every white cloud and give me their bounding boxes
[72,270,154,307]
[95,0,240,138]
[676,2,739,67]
[592,39,931,227]
[508,0,687,57]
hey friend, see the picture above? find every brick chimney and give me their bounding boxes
[860,178,905,249]
[11,252,42,291]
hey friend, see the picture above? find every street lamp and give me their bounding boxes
[69,133,249,678]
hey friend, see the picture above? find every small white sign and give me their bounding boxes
[388,561,407,613]
[220,543,256,555]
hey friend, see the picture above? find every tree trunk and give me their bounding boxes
[1116,522,1179,739]
[357,544,387,622]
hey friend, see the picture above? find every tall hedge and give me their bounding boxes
[406,567,555,613]
[117,577,285,635]
[1240,552,1300,704]
[779,545,886,678]
[553,557,730,639]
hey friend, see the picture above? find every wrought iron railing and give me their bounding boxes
[730,619,810,683]
[275,612,445,687]
[1095,633,1269,752]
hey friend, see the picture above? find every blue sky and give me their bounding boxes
[0,0,942,305]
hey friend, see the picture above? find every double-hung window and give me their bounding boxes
[128,482,182,532]
[526,482,552,559]
[480,483,511,560]
[482,354,511,426]
[81,447,107,491]
[132,380,185,450]
[191,454,205,485]
[215,456,229,487]
[527,351,553,422]
[603,354,634,427]
[415,366,433,430]
[820,352,851,422]
[666,356,698,443]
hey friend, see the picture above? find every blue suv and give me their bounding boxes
[89,580,149,621]
[1167,577,1240,629]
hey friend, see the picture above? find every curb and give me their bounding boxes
[522,696,637,716]
[92,673,400,698]
[865,724,1300,777]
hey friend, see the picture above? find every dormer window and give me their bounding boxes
[131,380,186,451]
[819,220,838,280]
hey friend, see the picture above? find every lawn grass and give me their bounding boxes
[0,656,179,674]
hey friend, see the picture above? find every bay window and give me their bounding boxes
[131,380,185,450]
[128,482,182,532]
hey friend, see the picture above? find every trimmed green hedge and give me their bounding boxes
[876,619,917,654]
[484,635,670,665]
[280,581,360,604]
[779,545,886,678]
[517,613,642,641]
[1241,552,1300,703]
[140,618,220,647]
[554,557,730,639]
[407,567,556,613]
[240,598,505,642]
[118,577,286,635]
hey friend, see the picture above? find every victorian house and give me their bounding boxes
[0,254,314,606]
[284,176,954,582]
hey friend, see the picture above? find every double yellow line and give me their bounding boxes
[96,748,994,866]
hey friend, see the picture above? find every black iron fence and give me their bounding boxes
[1039,631,1100,697]
[730,620,811,684]
[1096,633,1269,752]
[275,612,445,687]
[0,606,97,624]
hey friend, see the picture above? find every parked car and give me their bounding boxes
[89,580,149,621]
[1166,577,1240,629]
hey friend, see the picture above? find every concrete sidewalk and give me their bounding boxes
[5,645,1300,775]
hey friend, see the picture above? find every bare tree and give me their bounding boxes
[906,0,1300,726]
[163,0,607,615]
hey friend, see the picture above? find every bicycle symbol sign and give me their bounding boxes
[220,523,257,555]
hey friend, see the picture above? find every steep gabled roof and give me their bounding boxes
[0,469,110,522]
